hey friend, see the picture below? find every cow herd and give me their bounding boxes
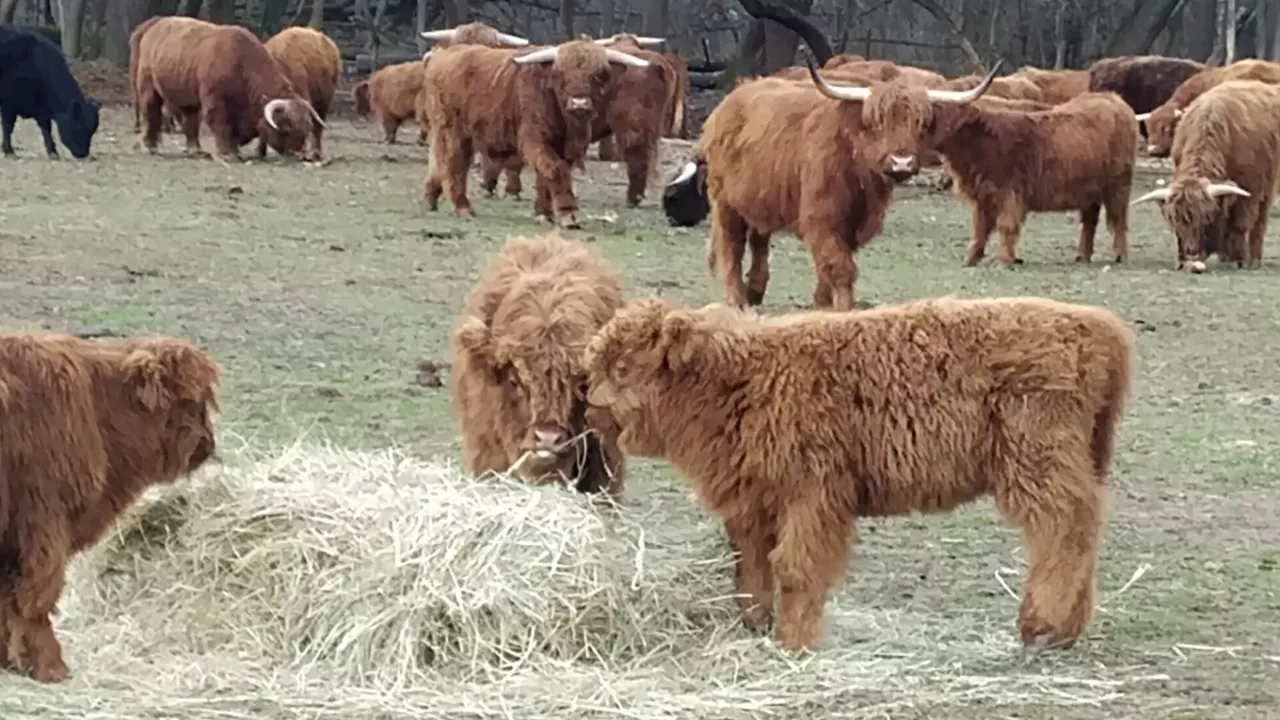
[0,16,1277,688]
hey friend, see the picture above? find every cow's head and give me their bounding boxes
[1136,105,1181,157]
[592,33,665,53]
[662,158,709,227]
[119,337,222,478]
[420,21,529,63]
[805,54,1001,182]
[511,39,651,119]
[55,98,100,159]
[258,98,323,156]
[1131,178,1251,272]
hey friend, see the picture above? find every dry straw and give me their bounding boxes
[0,443,1133,718]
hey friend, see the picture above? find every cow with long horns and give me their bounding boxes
[422,39,650,228]
[1136,59,1280,158]
[1131,80,1280,273]
[700,61,1000,311]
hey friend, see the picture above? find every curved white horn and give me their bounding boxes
[420,29,458,41]
[593,34,622,45]
[305,101,327,129]
[422,50,433,64]
[632,36,666,45]
[1205,182,1251,199]
[263,98,289,130]
[1173,108,1184,118]
[1130,187,1173,205]
[604,48,651,68]
[805,52,871,102]
[1134,112,1152,122]
[926,58,1004,104]
[512,46,560,65]
[668,161,697,186]
[495,31,530,47]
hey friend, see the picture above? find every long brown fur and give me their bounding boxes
[942,73,1044,101]
[1086,55,1205,115]
[128,16,178,134]
[263,26,342,160]
[824,58,948,87]
[451,233,626,499]
[0,333,220,683]
[352,61,425,144]
[582,295,1134,654]
[1142,59,1280,157]
[1012,67,1090,104]
[927,91,1140,266]
[133,17,315,160]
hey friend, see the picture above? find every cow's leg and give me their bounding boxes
[424,130,472,215]
[307,101,327,161]
[519,132,580,228]
[813,238,858,311]
[618,131,656,208]
[177,110,203,155]
[35,117,57,158]
[502,157,523,200]
[1,107,16,157]
[597,133,618,161]
[1102,177,1131,263]
[1227,199,1262,269]
[201,99,239,161]
[724,502,777,631]
[769,494,853,652]
[1246,197,1270,268]
[139,88,165,154]
[744,230,771,306]
[480,155,502,198]
[10,517,71,682]
[442,137,476,217]
[1075,203,1100,263]
[964,201,997,266]
[994,199,1027,268]
[709,202,750,307]
[380,113,400,144]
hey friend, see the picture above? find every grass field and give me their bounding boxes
[0,105,1277,718]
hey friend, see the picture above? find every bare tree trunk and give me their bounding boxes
[1225,0,1237,61]
[640,0,666,39]
[907,0,985,72]
[176,0,200,16]
[1053,1,1066,68]
[1273,0,1280,60]
[308,0,322,28]
[1105,0,1185,56]
[736,0,831,69]
[442,0,467,25]
[206,0,234,23]
[61,0,90,58]
[0,0,21,24]
[416,0,427,54]
[599,0,615,35]
[560,0,575,39]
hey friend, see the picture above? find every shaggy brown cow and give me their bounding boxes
[1137,59,1280,157]
[134,17,322,160]
[827,58,948,87]
[422,39,650,227]
[593,34,690,138]
[451,233,626,499]
[0,332,220,682]
[1086,55,1205,116]
[582,295,1133,654]
[1012,66,1090,104]
[128,16,180,135]
[941,73,1044,101]
[1131,80,1280,273]
[695,63,999,311]
[821,53,866,69]
[353,61,427,144]
[263,26,341,160]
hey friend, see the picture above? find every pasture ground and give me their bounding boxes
[0,106,1277,718]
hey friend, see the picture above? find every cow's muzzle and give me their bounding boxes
[886,153,918,182]
[566,96,592,114]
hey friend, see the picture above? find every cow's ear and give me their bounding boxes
[122,349,171,412]
[149,340,222,406]
[657,310,697,372]
[453,315,493,367]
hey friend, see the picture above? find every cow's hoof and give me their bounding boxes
[556,213,581,230]
[31,659,69,684]
[746,289,765,306]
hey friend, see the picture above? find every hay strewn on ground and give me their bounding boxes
[0,445,1137,719]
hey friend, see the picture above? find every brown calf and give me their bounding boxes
[353,61,426,144]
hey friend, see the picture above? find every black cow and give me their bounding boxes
[0,24,100,159]
[661,156,709,227]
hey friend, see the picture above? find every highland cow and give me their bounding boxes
[133,17,323,160]
[421,39,650,227]
[1131,80,1280,273]
[128,16,179,135]
[353,61,427,144]
[1011,66,1090,104]
[594,33,690,141]
[0,23,100,159]
[1136,59,1280,158]
[1086,55,1205,119]
[582,295,1133,655]
[264,26,342,160]
[696,62,999,310]
[0,332,221,682]
[941,73,1045,101]
[451,233,626,499]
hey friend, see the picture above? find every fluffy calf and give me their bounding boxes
[0,23,100,159]
[1131,80,1280,273]
[0,333,220,682]
[451,233,626,498]
[694,62,998,310]
[582,295,1133,654]
[1086,55,1205,117]
[134,17,322,160]
[353,61,427,143]
[422,39,649,227]
[263,26,340,160]
[1137,59,1280,158]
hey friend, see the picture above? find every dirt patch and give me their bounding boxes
[72,60,132,105]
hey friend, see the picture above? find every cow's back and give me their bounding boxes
[1024,91,1139,208]
[0,24,82,118]
[1174,81,1280,195]
[140,18,268,109]
[264,27,340,109]
[369,62,425,118]
[423,44,522,149]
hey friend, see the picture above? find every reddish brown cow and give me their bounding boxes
[583,295,1133,654]
[830,59,948,87]
[128,16,180,134]
[134,17,321,160]
[1131,80,1280,272]
[1012,67,1090,104]
[941,73,1044,101]
[822,53,867,69]
[1086,55,1205,117]
[353,62,427,144]
[700,64,999,311]
[451,233,626,499]
[422,40,650,228]
[0,332,220,682]
[263,27,340,160]
[593,34,690,138]
[1137,59,1280,157]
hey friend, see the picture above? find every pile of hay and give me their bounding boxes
[0,444,1131,719]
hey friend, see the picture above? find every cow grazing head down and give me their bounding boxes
[1131,179,1251,272]
[1135,107,1183,157]
[804,54,1002,182]
[54,98,101,159]
[511,39,651,118]
[258,98,325,156]
[419,22,529,63]
[117,336,222,477]
[662,158,709,227]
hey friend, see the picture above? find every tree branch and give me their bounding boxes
[903,0,985,73]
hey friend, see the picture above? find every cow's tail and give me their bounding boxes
[660,58,686,138]
[353,81,371,116]
[1090,317,1136,483]
[128,16,165,132]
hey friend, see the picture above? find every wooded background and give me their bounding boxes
[3,0,1278,85]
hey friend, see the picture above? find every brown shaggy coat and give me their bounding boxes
[1131,80,1280,272]
[827,59,948,87]
[582,295,1133,654]
[451,233,626,499]
[263,26,341,160]
[0,333,220,682]
[1086,55,1206,115]
[421,40,648,227]
[353,61,426,144]
[928,91,1140,266]
[1012,67,1090,104]
[1140,60,1280,157]
[942,73,1045,101]
[133,17,318,160]
[128,16,181,134]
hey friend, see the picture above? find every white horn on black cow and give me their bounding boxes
[668,161,697,186]
[1130,187,1173,205]
[512,46,560,65]
[1134,112,1152,122]
[631,36,666,45]
[495,31,531,47]
[420,29,458,41]
[804,51,872,102]
[263,98,289,130]
[603,48,651,68]
[926,59,1004,104]
[1205,181,1251,199]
